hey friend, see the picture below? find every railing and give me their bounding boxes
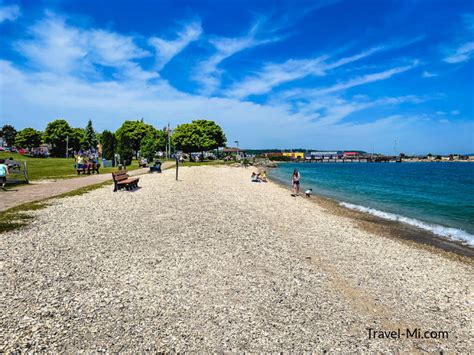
[5,160,29,184]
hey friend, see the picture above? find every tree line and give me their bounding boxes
[1,118,226,165]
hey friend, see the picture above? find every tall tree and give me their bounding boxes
[193,120,226,151]
[1,124,17,147]
[15,128,42,149]
[115,120,157,156]
[140,132,158,162]
[116,133,134,166]
[43,119,73,157]
[171,123,203,154]
[100,130,116,162]
[83,119,98,150]
[70,128,85,152]
[172,120,226,155]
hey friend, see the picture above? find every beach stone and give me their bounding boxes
[0,166,472,352]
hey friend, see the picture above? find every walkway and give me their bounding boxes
[0,162,175,212]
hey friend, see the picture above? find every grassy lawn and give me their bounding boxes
[0,152,140,182]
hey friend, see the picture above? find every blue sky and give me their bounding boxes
[0,0,473,154]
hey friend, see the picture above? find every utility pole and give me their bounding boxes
[65,135,69,158]
[168,122,171,160]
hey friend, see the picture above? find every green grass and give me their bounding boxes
[0,152,140,182]
[0,180,113,234]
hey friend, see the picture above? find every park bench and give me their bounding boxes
[112,170,139,192]
[75,163,100,175]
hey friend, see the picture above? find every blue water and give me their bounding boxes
[270,162,474,246]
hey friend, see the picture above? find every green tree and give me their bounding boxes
[115,120,157,156]
[70,128,86,152]
[193,120,226,151]
[172,120,226,156]
[15,128,42,149]
[83,119,98,150]
[1,124,17,147]
[140,132,158,162]
[100,130,116,162]
[116,134,134,166]
[171,123,203,154]
[43,119,73,157]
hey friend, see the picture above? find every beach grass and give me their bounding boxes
[0,152,140,181]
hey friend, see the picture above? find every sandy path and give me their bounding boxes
[1,166,472,352]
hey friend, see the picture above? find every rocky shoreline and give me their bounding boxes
[1,165,472,352]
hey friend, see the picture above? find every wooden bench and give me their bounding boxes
[76,163,100,175]
[112,170,139,192]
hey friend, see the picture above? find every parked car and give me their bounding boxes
[18,148,28,155]
[0,147,5,151]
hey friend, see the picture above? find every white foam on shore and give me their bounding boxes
[340,202,474,247]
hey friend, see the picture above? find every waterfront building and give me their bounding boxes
[282,152,305,160]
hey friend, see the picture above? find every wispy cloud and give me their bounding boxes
[443,41,474,63]
[313,61,419,96]
[0,3,20,23]
[193,18,283,94]
[15,12,152,78]
[443,13,474,64]
[148,20,202,70]
[422,70,438,78]
[224,36,425,100]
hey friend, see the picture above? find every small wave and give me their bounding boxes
[340,202,474,247]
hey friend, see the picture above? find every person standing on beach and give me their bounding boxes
[291,169,300,196]
[0,159,9,190]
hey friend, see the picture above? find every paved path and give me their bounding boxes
[0,162,175,212]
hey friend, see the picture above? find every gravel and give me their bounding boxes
[1,166,472,352]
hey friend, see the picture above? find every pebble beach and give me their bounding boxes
[1,165,472,352]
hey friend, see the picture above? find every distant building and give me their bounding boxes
[282,152,305,160]
[307,151,339,159]
[262,152,282,157]
[343,151,360,158]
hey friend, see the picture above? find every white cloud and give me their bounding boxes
[443,41,474,63]
[193,19,283,94]
[88,29,150,67]
[148,20,202,70]
[224,40,425,99]
[0,3,20,23]
[422,70,437,78]
[312,62,418,96]
[16,12,151,76]
[224,56,328,99]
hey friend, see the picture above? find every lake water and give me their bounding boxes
[270,162,474,246]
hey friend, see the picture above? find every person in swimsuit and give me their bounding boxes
[291,169,300,196]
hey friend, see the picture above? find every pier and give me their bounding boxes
[300,157,401,163]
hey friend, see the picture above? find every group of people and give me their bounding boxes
[251,168,311,197]
[250,170,268,182]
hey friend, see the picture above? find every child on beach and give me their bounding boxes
[0,159,9,190]
[261,171,268,182]
[291,169,300,196]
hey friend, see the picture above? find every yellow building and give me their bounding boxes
[283,152,305,160]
